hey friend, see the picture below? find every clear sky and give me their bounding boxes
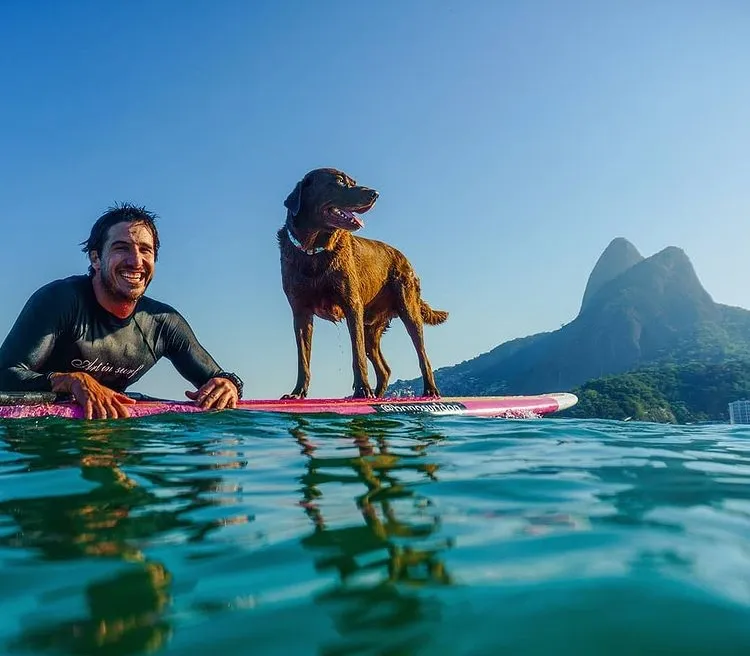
[1,1,748,400]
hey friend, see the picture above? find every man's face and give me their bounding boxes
[91,221,156,302]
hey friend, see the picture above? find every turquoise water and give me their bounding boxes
[2,413,750,655]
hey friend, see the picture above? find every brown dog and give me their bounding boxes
[278,168,448,399]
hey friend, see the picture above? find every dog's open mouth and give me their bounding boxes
[324,206,370,231]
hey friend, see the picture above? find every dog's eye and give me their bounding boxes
[337,177,348,187]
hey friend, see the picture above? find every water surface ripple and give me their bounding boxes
[2,414,750,654]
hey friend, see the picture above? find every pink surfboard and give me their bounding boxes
[0,392,577,420]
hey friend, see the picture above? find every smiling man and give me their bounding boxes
[0,203,243,419]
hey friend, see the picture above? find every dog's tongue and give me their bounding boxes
[342,209,363,229]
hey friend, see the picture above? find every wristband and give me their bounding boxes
[216,371,244,399]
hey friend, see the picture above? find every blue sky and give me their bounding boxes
[0,1,748,400]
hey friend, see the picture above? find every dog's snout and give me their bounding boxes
[367,189,379,201]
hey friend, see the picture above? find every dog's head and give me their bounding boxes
[284,168,378,233]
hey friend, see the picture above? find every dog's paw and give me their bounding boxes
[281,391,307,400]
[352,385,376,399]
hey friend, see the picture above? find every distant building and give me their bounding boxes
[728,400,750,424]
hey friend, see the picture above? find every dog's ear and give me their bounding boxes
[284,174,310,217]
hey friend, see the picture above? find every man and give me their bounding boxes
[0,203,243,419]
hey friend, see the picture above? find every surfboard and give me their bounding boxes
[0,392,577,420]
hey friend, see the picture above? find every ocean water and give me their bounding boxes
[1,413,750,655]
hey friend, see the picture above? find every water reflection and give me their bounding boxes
[0,418,250,655]
[291,416,453,652]
[9,562,172,655]
[2,416,750,654]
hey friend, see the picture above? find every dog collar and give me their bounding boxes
[286,226,327,255]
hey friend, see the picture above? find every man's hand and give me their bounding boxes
[49,372,136,419]
[185,376,239,410]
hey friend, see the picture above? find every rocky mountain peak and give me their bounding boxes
[580,237,644,314]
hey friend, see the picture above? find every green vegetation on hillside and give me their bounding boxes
[559,360,750,423]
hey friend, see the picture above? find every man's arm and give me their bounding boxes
[0,285,62,391]
[0,281,136,419]
[162,312,243,408]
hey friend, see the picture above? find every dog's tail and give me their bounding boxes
[420,301,449,325]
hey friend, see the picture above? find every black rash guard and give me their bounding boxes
[0,275,231,393]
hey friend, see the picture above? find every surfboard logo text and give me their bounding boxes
[373,401,466,414]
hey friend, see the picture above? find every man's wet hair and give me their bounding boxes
[81,203,161,276]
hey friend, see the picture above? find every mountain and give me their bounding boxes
[580,237,644,313]
[388,239,750,397]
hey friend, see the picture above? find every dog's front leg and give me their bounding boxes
[282,310,314,399]
[344,300,374,398]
